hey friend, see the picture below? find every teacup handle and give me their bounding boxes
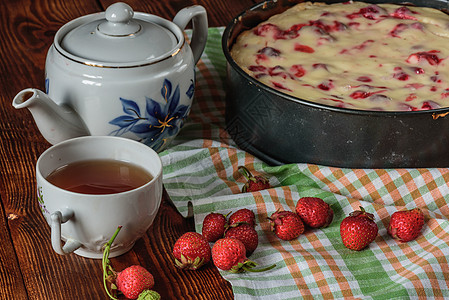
[173,5,208,64]
[50,209,82,255]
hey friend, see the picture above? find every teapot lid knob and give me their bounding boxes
[98,2,141,36]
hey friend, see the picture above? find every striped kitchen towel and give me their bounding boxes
[160,27,449,299]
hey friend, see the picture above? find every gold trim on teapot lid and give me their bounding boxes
[54,39,186,68]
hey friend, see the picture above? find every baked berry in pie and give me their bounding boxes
[230,1,449,111]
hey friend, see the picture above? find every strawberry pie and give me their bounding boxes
[230,1,449,111]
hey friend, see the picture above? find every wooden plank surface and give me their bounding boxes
[0,0,257,299]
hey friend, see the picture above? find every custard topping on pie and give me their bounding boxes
[230,1,449,111]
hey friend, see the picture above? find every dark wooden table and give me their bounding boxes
[0,0,258,299]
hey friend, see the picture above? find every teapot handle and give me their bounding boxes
[173,5,208,65]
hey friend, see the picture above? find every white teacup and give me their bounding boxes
[36,136,163,259]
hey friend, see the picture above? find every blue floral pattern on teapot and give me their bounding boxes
[108,78,194,152]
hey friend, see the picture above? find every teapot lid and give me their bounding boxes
[58,2,180,65]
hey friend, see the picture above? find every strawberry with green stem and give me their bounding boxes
[212,238,275,273]
[269,209,304,241]
[172,231,211,270]
[340,206,378,251]
[238,166,271,192]
[228,208,256,227]
[102,226,159,300]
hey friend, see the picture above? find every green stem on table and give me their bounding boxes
[102,226,122,300]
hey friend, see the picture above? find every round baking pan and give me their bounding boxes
[222,0,449,168]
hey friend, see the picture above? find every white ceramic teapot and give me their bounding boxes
[13,2,207,152]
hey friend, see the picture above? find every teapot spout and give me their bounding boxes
[12,88,89,145]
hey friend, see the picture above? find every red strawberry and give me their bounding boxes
[388,208,425,242]
[224,223,259,255]
[116,265,155,299]
[269,210,304,241]
[295,197,334,228]
[211,238,275,273]
[102,226,159,300]
[340,206,378,251]
[202,212,229,242]
[228,208,256,227]
[238,166,271,192]
[172,232,211,270]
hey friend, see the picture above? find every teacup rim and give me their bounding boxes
[36,136,163,197]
